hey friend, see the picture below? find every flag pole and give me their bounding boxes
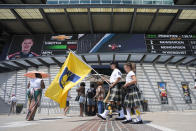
[68,49,111,103]
[68,49,110,85]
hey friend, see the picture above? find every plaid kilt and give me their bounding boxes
[107,84,122,103]
[124,85,142,109]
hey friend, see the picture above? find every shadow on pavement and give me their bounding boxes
[142,120,152,124]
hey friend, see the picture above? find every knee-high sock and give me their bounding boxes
[119,109,125,118]
[126,108,132,120]
[101,109,109,118]
[135,109,142,121]
[117,105,125,118]
[101,104,111,117]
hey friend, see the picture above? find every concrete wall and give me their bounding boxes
[0,64,195,114]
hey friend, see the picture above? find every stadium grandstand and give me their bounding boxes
[0,0,196,115]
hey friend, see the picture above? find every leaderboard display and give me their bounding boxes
[145,34,196,55]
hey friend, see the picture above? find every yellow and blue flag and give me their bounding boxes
[45,52,92,108]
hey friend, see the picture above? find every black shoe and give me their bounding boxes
[132,120,143,124]
[122,120,132,124]
[115,117,126,120]
[109,114,112,118]
[97,114,106,120]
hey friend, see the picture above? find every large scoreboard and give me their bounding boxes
[145,34,196,56]
[4,34,196,60]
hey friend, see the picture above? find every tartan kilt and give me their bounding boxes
[107,84,122,103]
[124,85,142,109]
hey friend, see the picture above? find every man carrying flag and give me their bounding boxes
[45,51,91,108]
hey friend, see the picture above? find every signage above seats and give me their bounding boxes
[5,33,196,60]
[145,34,196,55]
[78,34,196,56]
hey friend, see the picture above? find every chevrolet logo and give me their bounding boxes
[51,35,72,41]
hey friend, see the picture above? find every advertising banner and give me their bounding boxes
[77,34,146,53]
[158,82,168,104]
[7,34,78,60]
[181,82,192,104]
[7,35,43,60]
[6,34,147,60]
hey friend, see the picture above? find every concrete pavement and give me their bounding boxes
[0,110,196,131]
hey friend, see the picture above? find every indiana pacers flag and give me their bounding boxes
[45,51,92,108]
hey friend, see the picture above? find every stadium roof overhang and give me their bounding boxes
[0,0,46,4]
[0,53,195,73]
[174,0,196,5]
[0,4,195,73]
[0,0,195,5]
[0,4,195,35]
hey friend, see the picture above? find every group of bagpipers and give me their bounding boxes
[97,61,143,124]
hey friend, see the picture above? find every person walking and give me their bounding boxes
[64,89,71,116]
[8,94,17,115]
[26,73,45,121]
[97,61,125,120]
[122,62,143,124]
[94,81,105,114]
[76,82,86,117]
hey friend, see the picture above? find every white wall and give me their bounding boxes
[0,64,195,113]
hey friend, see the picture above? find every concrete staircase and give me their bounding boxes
[0,97,9,114]
[0,64,195,114]
[137,64,196,112]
